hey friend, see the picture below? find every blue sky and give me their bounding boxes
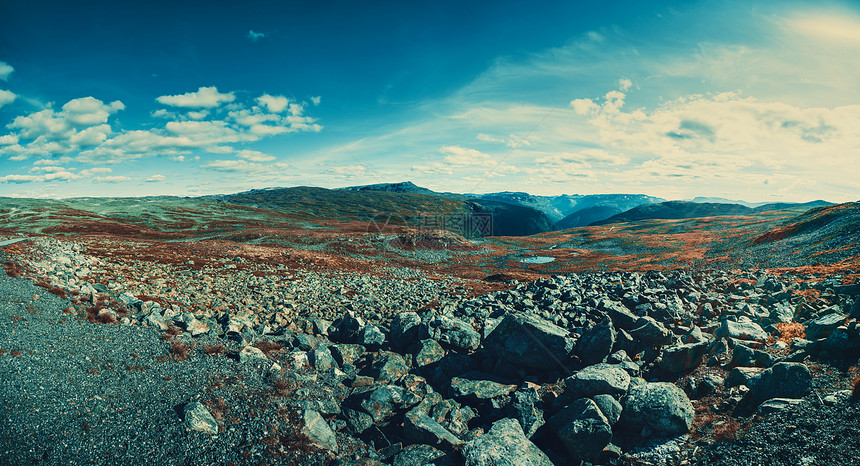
[1,0,859,202]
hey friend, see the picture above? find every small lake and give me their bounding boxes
[516,256,556,264]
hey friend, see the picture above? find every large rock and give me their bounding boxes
[592,394,622,425]
[301,409,338,453]
[747,362,813,403]
[621,382,694,436]
[565,363,630,398]
[505,388,545,438]
[451,373,517,401]
[462,418,553,466]
[658,340,709,372]
[575,320,616,366]
[353,385,405,425]
[805,313,845,340]
[393,444,446,466]
[547,398,612,462]
[328,311,365,343]
[183,402,218,434]
[421,315,481,352]
[483,312,575,371]
[731,343,775,368]
[403,407,465,449]
[714,319,769,342]
[368,351,409,383]
[629,316,674,346]
[599,299,638,330]
[390,312,422,350]
[412,339,445,367]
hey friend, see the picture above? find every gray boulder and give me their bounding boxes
[714,319,769,342]
[412,339,446,367]
[368,351,409,382]
[592,394,622,425]
[483,312,575,371]
[658,340,710,373]
[805,313,845,340]
[575,320,616,366]
[547,398,612,462]
[393,444,445,466]
[422,315,481,352]
[391,312,423,350]
[565,363,630,398]
[621,382,694,436]
[404,408,465,449]
[731,344,775,368]
[747,362,813,403]
[629,316,674,346]
[301,409,338,453]
[451,373,517,401]
[462,418,553,466]
[505,388,545,438]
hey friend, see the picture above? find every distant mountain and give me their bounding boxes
[752,200,832,213]
[555,205,623,229]
[685,196,765,208]
[590,200,835,226]
[480,192,664,224]
[591,201,753,225]
[340,181,447,196]
[467,199,555,237]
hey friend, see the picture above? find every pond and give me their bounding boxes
[516,255,556,264]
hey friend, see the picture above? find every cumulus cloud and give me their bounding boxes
[236,149,275,162]
[62,97,124,126]
[156,86,236,108]
[2,88,322,169]
[310,96,321,106]
[257,94,289,113]
[440,146,493,166]
[0,89,15,108]
[0,61,13,81]
[146,175,167,182]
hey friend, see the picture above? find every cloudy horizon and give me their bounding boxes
[1,0,859,202]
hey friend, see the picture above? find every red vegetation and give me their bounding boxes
[204,344,226,355]
[3,261,23,278]
[253,340,284,354]
[170,341,192,361]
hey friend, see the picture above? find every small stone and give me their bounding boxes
[758,398,803,414]
[301,409,338,453]
[239,345,268,362]
[183,402,218,434]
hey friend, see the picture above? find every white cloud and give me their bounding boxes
[0,62,12,81]
[257,94,289,113]
[247,30,266,42]
[236,149,275,162]
[310,96,321,106]
[156,86,236,108]
[786,13,860,44]
[61,97,124,126]
[570,98,599,115]
[0,89,15,108]
[146,174,167,182]
[34,157,72,165]
[30,165,69,173]
[187,110,209,120]
[94,175,130,183]
[536,149,629,167]
[0,134,18,145]
[440,145,493,166]
[79,167,112,176]
[201,159,266,172]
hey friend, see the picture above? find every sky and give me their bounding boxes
[0,0,859,202]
